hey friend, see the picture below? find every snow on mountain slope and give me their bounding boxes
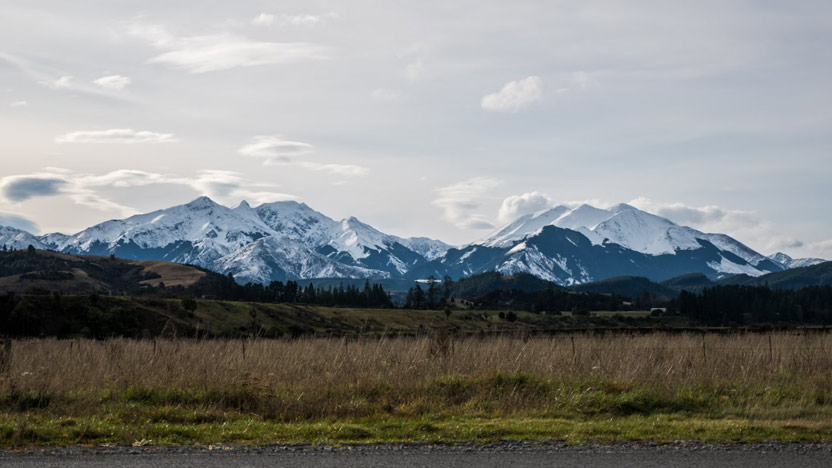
[39,232,70,249]
[254,200,338,245]
[215,236,388,284]
[255,201,450,269]
[0,226,47,250]
[482,204,653,248]
[702,233,771,267]
[469,202,784,281]
[552,204,613,230]
[592,209,702,255]
[481,203,775,269]
[60,196,273,254]
[397,237,452,261]
[768,252,827,269]
[328,217,391,260]
[37,196,449,282]
[482,206,570,247]
[0,195,790,285]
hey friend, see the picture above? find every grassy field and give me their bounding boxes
[8,294,670,339]
[1,332,831,447]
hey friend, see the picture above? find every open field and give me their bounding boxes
[4,294,678,339]
[1,332,831,446]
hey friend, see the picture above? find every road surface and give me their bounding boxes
[2,442,830,467]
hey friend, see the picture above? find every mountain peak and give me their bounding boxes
[185,196,218,210]
[768,252,827,269]
[608,203,636,213]
[256,200,315,212]
[769,252,792,263]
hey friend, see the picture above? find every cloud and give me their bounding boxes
[297,162,369,177]
[251,13,275,26]
[572,71,598,90]
[239,135,368,177]
[252,12,338,27]
[628,198,762,232]
[78,169,169,187]
[627,197,810,256]
[0,213,40,234]
[370,88,403,102]
[9,100,27,108]
[93,75,131,90]
[497,192,555,223]
[129,24,329,73]
[405,59,425,83]
[56,129,177,144]
[238,135,314,161]
[0,175,67,202]
[766,236,805,251]
[808,239,832,259]
[0,169,296,217]
[433,177,503,229]
[166,169,297,205]
[0,172,136,215]
[481,76,543,112]
[0,53,135,103]
[43,75,73,89]
[127,24,175,47]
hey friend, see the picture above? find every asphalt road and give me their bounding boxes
[2,444,831,468]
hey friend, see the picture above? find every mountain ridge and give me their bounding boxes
[0,197,824,285]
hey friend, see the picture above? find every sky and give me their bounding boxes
[1,0,831,258]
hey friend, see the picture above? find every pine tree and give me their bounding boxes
[426,276,438,309]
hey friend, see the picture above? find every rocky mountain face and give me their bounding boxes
[407,204,789,284]
[0,198,820,285]
[27,197,450,284]
[768,252,827,270]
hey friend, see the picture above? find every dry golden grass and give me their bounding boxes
[134,261,206,287]
[1,333,831,445]
[2,333,829,398]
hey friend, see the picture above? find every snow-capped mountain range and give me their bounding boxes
[0,197,824,285]
[408,203,815,284]
[0,197,451,284]
[767,252,827,270]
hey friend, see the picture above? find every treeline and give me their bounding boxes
[403,276,454,309]
[678,285,832,325]
[402,272,667,312]
[468,285,648,313]
[189,273,393,308]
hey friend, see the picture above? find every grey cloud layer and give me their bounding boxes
[0,176,66,202]
[0,213,39,233]
[0,169,295,216]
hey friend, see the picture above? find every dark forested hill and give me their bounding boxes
[720,261,832,290]
[0,248,209,295]
[661,273,716,294]
[451,271,559,299]
[573,276,677,300]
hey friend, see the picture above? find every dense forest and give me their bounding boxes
[190,273,394,308]
[678,285,832,325]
